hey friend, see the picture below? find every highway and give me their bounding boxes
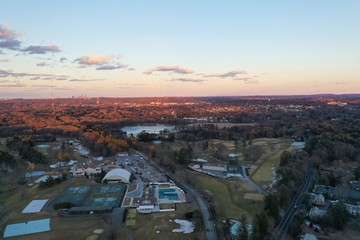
[271,159,313,240]
[134,150,218,240]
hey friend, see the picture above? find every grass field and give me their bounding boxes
[132,211,202,240]
[0,178,114,239]
[187,170,263,220]
[250,138,292,185]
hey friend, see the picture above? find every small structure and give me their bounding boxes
[350,181,360,191]
[116,152,129,157]
[101,164,123,173]
[85,167,102,176]
[301,233,318,240]
[102,168,132,183]
[228,153,240,158]
[192,158,208,163]
[311,194,325,207]
[136,205,156,214]
[308,207,327,221]
[344,203,360,216]
[69,206,113,215]
[313,185,336,197]
[202,163,226,172]
[226,165,242,178]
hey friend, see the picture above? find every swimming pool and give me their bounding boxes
[158,188,179,201]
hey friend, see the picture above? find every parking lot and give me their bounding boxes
[116,153,168,185]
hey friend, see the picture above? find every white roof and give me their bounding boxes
[102,168,131,183]
[138,205,154,210]
[303,233,318,240]
[22,199,48,213]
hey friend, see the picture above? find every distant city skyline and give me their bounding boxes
[1,1,360,98]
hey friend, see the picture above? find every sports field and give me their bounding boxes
[53,184,127,208]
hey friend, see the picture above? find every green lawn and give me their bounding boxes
[250,139,292,185]
[188,170,263,220]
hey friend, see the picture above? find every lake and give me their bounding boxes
[121,125,175,136]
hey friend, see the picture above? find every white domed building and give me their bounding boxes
[102,168,132,184]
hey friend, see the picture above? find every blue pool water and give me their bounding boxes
[158,188,179,201]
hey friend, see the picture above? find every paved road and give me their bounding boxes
[134,150,218,240]
[241,166,269,196]
[271,159,313,240]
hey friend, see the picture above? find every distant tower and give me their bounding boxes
[51,78,54,111]
[96,88,100,105]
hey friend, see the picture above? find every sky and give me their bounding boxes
[1,1,360,98]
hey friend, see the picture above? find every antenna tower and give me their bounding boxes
[96,88,99,105]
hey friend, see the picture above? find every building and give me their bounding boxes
[311,194,325,207]
[136,205,156,214]
[202,163,226,172]
[301,233,318,240]
[308,207,327,221]
[102,168,132,183]
[85,167,101,176]
[226,165,242,178]
[101,164,123,173]
[350,181,360,191]
[132,182,186,214]
[69,206,113,215]
[344,203,360,216]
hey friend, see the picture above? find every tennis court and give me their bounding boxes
[54,184,127,208]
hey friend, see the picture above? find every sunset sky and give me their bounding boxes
[1,1,360,98]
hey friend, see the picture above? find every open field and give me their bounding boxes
[187,170,263,220]
[2,217,112,240]
[131,211,202,240]
[250,138,293,185]
[0,179,130,240]
[208,139,237,152]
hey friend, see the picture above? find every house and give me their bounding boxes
[308,207,327,221]
[344,203,360,216]
[70,166,85,177]
[350,181,360,191]
[85,167,102,176]
[311,194,325,207]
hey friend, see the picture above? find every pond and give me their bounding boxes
[121,125,175,136]
[36,144,50,148]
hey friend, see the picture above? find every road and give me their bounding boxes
[271,159,313,240]
[134,150,218,240]
[241,166,269,196]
